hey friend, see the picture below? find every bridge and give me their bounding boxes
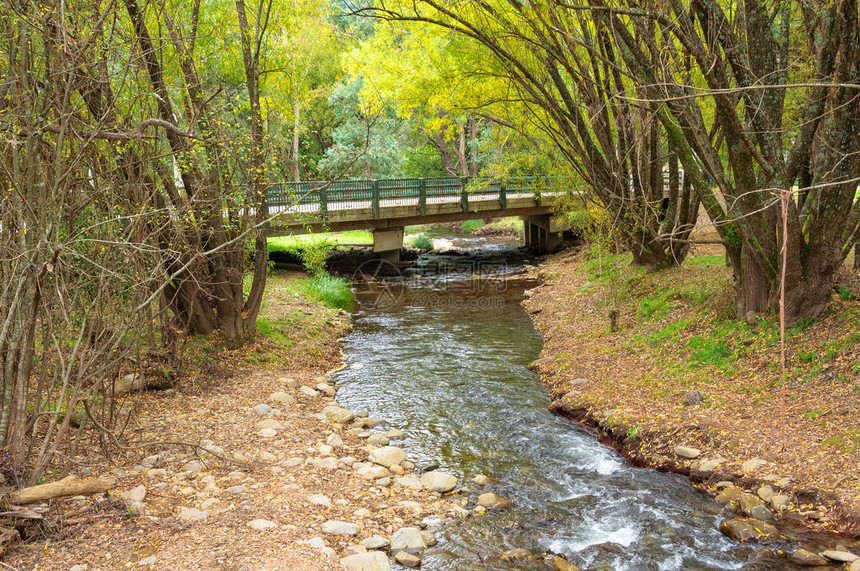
[264,176,570,261]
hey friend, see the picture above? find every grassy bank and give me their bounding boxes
[526,247,860,535]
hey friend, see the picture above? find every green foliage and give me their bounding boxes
[461,219,484,233]
[299,240,334,277]
[409,233,434,251]
[295,275,354,310]
[638,291,674,320]
[838,287,852,301]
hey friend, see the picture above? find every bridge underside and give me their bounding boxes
[266,191,567,262]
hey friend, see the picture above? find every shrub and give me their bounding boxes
[300,240,334,277]
[409,233,433,251]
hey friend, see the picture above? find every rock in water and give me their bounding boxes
[820,550,859,563]
[719,518,779,542]
[420,471,458,493]
[501,548,531,561]
[368,446,406,468]
[394,552,421,568]
[788,548,828,566]
[552,556,584,571]
[477,492,511,509]
[341,552,391,571]
[738,493,773,521]
[390,526,426,556]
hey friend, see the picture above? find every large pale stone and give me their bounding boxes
[420,471,458,493]
[341,552,391,571]
[321,520,360,536]
[390,526,426,556]
[323,406,354,424]
[368,446,406,469]
[674,446,701,459]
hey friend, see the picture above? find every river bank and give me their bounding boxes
[525,246,860,545]
[4,271,459,571]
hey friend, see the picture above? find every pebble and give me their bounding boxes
[420,471,458,493]
[123,485,146,503]
[69,566,88,571]
[258,428,277,438]
[395,475,423,490]
[473,474,490,486]
[323,405,355,424]
[326,433,344,448]
[789,548,828,566]
[203,444,225,456]
[851,560,860,571]
[421,530,438,547]
[770,495,791,510]
[757,485,775,503]
[697,458,723,471]
[552,556,584,570]
[316,383,336,397]
[255,418,285,431]
[741,458,768,472]
[394,551,421,568]
[321,520,361,536]
[247,519,278,530]
[738,492,773,521]
[253,403,272,414]
[310,457,339,470]
[308,494,332,508]
[382,429,404,439]
[182,460,205,473]
[227,485,246,493]
[360,536,390,550]
[344,545,367,556]
[366,434,390,446]
[269,391,295,405]
[674,445,701,459]
[358,465,390,480]
[138,556,157,566]
[176,508,208,521]
[299,386,319,397]
[341,552,391,571]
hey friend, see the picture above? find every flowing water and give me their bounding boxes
[332,240,828,571]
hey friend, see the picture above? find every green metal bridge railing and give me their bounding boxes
[265,176,563,222]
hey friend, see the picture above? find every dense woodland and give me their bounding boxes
[1,0,859,487]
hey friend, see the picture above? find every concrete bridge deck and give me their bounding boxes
[265,176,570,259]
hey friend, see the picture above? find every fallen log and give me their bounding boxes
[109,373,173,397]
[8,475,117,505]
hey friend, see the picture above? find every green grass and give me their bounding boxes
[686,335,735,370]
[461,219,484,233]
[409,233,433,251]
[294,275,354,310]
[638,290,675,320]
[267,231,372,252]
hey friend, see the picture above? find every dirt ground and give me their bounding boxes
[3,272,457,570]
[524,244,860,539]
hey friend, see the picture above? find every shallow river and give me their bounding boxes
[332,243,817,570]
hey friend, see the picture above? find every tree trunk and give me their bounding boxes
[292,100,301,182]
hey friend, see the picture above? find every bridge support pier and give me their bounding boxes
[522,215,563,254]
[373,228,404,263]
